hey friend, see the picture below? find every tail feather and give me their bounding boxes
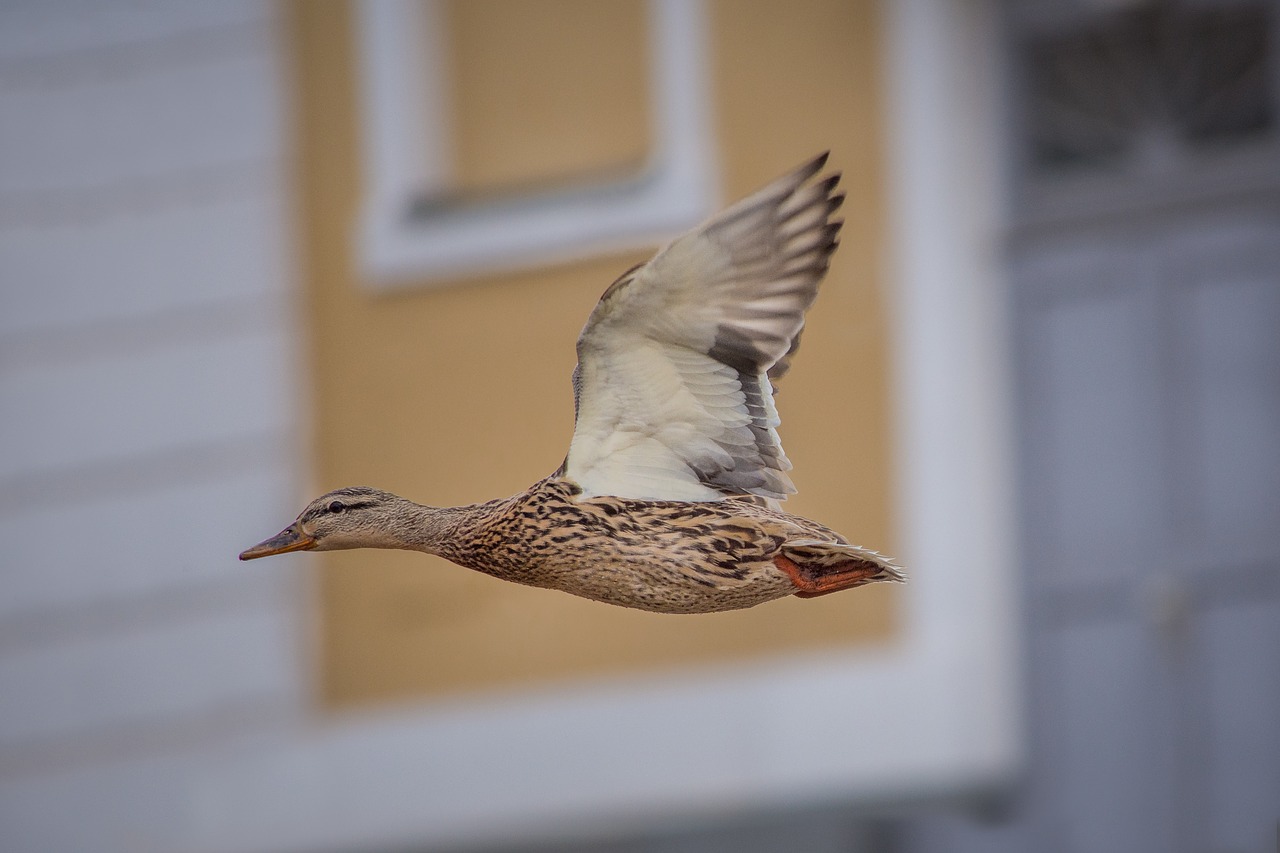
[777,539,905,598]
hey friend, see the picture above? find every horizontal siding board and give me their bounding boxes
[0,50,282,196]
[0,1,270,63]
[0,467,294,621]
[0,606,298,747]
[0,329,293,482]
[0,191,287,340]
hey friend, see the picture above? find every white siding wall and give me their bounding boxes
[0,2,305,847]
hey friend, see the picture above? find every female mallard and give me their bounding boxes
[241,153,902,614]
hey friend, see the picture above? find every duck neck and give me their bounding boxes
[390,499,473,556]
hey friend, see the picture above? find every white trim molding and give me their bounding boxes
[881,0,1023,798]
[353,0,719,288]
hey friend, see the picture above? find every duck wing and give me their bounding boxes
[563,153,843,501]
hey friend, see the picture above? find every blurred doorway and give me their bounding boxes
[909,1,1280,851]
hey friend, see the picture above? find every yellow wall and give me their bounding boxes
[292,0,898,709]
[448,0,652,193]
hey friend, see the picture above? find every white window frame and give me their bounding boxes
[354,0,719,288]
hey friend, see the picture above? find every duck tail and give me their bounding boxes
[775,539,904,598]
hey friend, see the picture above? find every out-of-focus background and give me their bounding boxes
[1,1,1277,851]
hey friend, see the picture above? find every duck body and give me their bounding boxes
[432,477,894,614]
[240,153,903,612]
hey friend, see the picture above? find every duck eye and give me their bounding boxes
[327,500,346,514]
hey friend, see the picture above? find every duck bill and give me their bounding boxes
[239,524,316,560]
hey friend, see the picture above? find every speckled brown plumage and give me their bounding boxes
[430,477,898,614]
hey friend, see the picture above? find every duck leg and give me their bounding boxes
[774,540,904,598]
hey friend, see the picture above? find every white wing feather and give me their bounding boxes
[564,154,843,501]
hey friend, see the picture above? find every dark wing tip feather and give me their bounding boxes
[776,153,832,199]
[820,220,843,245]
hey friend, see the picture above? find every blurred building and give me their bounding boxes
[0,1,1276,852]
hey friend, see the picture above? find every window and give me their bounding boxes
[354,0,718,288]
